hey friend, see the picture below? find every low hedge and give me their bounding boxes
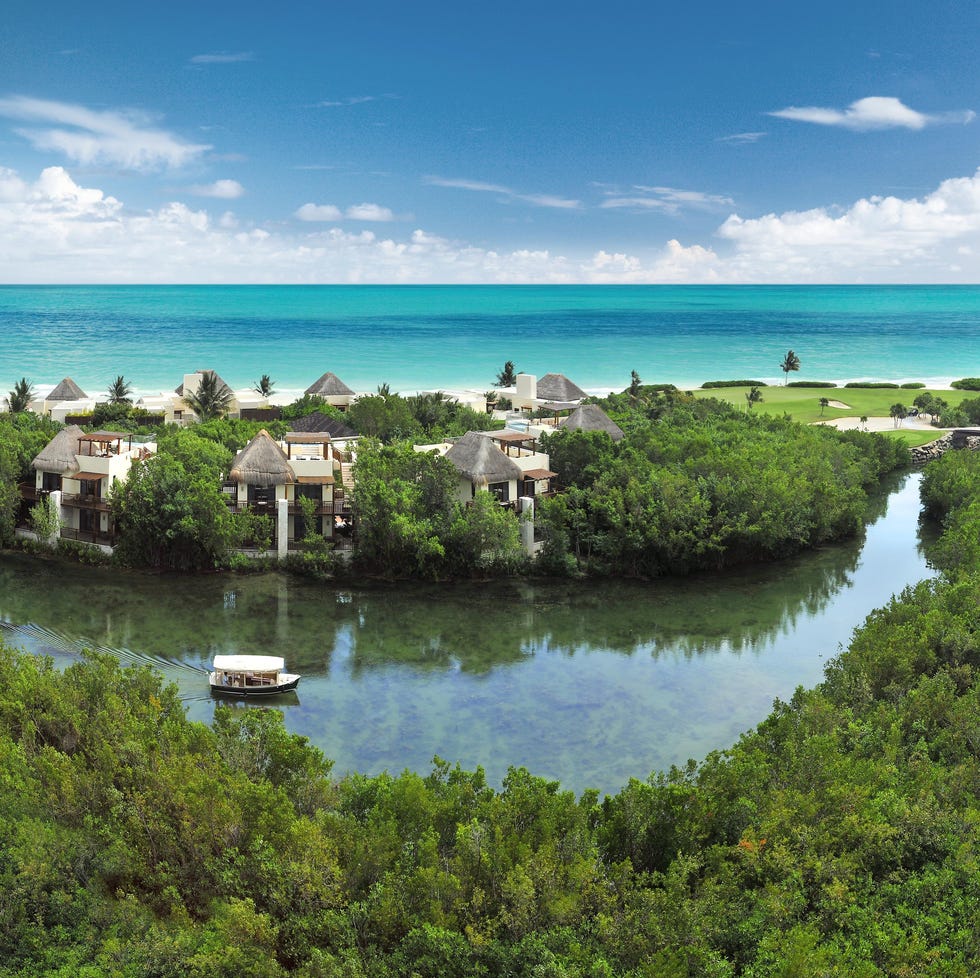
[701,379,768,389]
[787,381,837,388]
[844,382,900,389]
[900,382,926,389]
[952,378,980,391]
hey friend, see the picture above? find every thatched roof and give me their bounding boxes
[305,372,355,397]
[229,429,296,485]
[47,377,87,401]
[175,370,232,396]
[536,373,586,402]
[289,412,357,438]
[559,403,625,441]
[32,425,84,474]
[445,432,522,484]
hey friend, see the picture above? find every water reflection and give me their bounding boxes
[0,472,932,794]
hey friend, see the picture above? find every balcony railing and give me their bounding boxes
[61,527,114,546]
[61,493,110,511]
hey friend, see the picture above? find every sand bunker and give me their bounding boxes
[827,399,851,409]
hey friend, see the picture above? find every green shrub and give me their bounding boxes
[844,381,900,389]
[952,378,980,390]
[786,381,838,388]
[900,382,926,389]
[701,379,767,389]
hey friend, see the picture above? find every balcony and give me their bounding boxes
[61,526,114,547]
[61,493,110,511]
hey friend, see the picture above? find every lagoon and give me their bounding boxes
[0,472,931,796]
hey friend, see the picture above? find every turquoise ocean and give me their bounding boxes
[1,284,979,398]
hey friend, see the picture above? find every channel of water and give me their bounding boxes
[0,471,932,795]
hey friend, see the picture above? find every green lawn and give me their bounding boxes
[880,428,947,447]
[691,384,973,424]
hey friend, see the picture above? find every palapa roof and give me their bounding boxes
[445,431,523,484]
[559,403,625,442]
[536,373,586,402]
[47,377,87,401]
[229,429,296,485]
[175,369,232,396]
[32,425,84,474]
[289,412,357,438]
[305,371,355,397]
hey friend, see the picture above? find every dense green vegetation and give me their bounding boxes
[535,392,907,577]
[4,447,980,973]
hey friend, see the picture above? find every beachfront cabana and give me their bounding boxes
[445,432,523,503]
[46,377,87,402]
[559,403,625,442]
[304,372,356,410]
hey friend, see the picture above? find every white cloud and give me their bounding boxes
[187,179,244,199]
[3,163,980,284]
[427,175,581,210]
[189,52,254,64]
[0,95,210,170]
[295,202,343,221]
[346,202,395,221]
[770,96,975,131]
[717,131,766,144]
[602,186,734,214]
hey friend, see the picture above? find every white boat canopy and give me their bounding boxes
[213,654,285,672]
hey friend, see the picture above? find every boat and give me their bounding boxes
[209,654,300,697]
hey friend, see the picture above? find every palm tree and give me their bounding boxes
[484,390,499,414]
[818,397,829,416]
[252,374,275,398]
[745,386,763,410]
[7,377,34,413]
[106,375,133,404]
[183,371,234,421]
[780,350,801,385]
[495,360,517,387]
[889,403,907,428]
[376,382,391,398]
[860,415,869,431]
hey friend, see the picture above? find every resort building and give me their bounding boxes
[304,372,357,411]
[25,426,153,548]
[418,430,556,507]
[511,372,587,412]
[225,429,350,556]
[558,403,625,441]
[169,370,236,423]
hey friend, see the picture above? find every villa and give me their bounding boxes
[25,426,153,548]
[224,429,351,555]
[558,403,625,441]
[510,372,587,413]
[418,430,556,508]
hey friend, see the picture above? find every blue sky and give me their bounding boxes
[0,0,978,282]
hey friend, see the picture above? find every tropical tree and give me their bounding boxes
[818,397,829,416]
[376,382,391,398]
[745,386,763,410]
[183,370,234,421]
[889,402,907,428]
[495,360,518,387]
[780,350,801,385]
[6,377,34,413]
[252,374,275,398]
[860,415,869,431]
[484,390,499,414]
[106,375,133,404]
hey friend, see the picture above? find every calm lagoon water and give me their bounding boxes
[0,472,931,795]
[2,284,980,395]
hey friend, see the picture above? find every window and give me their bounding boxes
[488,481,510,503]
[41,472,61,492]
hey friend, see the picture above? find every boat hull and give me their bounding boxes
[209,674,300,698]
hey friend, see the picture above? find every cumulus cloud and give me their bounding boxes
[295,202,343,221]
[427,175,581,210]
[294,202,396,222]
[187,179,244,199]
[189,52,254,64]
[0,95,210,170]
[3,162,980,284]
[346,202,395,221]
[716,168,980,280]
[770,96,975,131]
